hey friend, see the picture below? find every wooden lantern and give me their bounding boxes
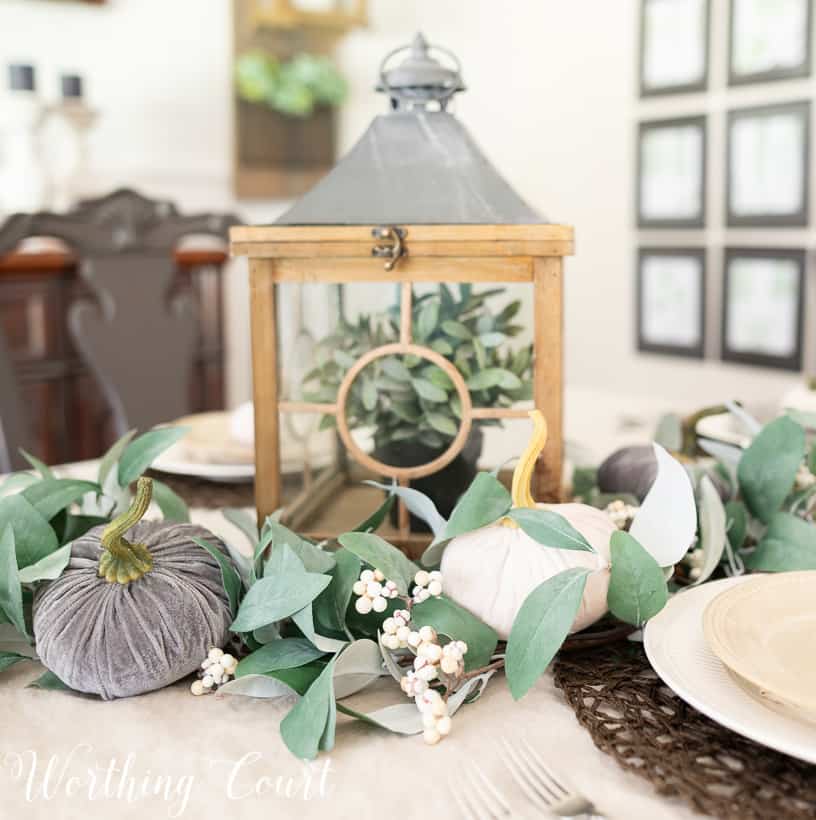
[230,34,574,552]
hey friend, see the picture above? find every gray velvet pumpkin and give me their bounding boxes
[33,478,232,700]
[597,445,657,502]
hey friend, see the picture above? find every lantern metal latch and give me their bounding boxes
[371,225,405,271]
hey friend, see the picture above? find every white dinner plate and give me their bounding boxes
[644,577,816,765]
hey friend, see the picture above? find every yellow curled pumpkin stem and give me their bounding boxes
[511,410,548,509]
[98,476,154,584]
[502,410,548,528]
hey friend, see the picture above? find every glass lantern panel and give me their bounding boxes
[277,279,536,537]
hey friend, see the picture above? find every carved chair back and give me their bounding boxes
[0,189,240,441]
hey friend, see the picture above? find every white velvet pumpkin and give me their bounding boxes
[440,502,616,640]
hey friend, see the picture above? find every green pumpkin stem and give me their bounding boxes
[98,476,154,584]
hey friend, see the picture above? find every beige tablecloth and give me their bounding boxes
[0,466,704,820]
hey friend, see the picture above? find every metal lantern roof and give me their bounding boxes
[275,33,542,226]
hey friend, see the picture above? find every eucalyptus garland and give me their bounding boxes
[1,404,815,760]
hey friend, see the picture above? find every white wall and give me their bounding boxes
[0,0,807,423]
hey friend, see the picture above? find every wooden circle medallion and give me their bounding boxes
[334,342,473,481]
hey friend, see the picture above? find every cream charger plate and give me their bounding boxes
[150,412,335,483]
[703,571,816,723]
[644,577,816,764]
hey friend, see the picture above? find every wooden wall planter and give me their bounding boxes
[234,102,335,199]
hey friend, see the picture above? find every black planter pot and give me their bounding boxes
[375,428,484,532]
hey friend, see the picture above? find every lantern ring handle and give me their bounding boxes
[378,42,463,102]
[334,342,474,482]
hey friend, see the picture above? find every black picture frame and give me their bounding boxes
[637,247,706,359]
[721,247,806,371]
[640,0,710,97]
[637,116,707,229]
[726,101,810,227]
[729,0,812,86]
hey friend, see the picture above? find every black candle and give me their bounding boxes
[8,64,35,92]
[61,74,83,100]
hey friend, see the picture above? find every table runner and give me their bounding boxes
[553,642,816,820]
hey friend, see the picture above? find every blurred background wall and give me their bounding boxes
[0,0,808,419]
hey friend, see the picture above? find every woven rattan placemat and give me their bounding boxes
[553,642,816,820]
[146,471,255,509]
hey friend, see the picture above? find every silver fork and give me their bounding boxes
[500,738,607,819]
[450,761,514,819]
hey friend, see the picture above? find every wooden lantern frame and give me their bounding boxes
[231,222,574,547]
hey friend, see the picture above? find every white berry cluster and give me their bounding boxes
[381,609,414,650]
[395,625,468,744]
[604,499,639,530]
[190,647,237,695]
[411,569,443,604]
[417,688,452,745]
[352,568,399,614]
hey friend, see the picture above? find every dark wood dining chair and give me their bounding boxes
[0,189,240,439]
[0,323,31,473]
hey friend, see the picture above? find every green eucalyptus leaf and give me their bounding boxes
[479,332,507,348]
[505,567,589,700]
[746,512,816,571]
[332,638,384,699]
[411,378,447,403]
[0,527,27,639]
[693,476,727,585]
[192,537,242,615]
[410,595,498,670]
[363,481,446,538]
[236,638,325,678]
[324,547,361,630]
[381,357,411,382]
[230,547,330,632]
[441,319,472,340]
[98,429,137,488]
[443,472,511,540]
[223,508,259,548]
[654,413,683,451]
[18,543,71,584]
[809,442,816,476]
[117,427,189,487]
[738,416,805,524]
[507,508,595,552]
[263,520,335,574]
[352,494,394,534]
[0,472,38,497]
[426,412,458,437]
[725,500,748,550]
[28,670,78,693]
[21,479,99,522]
[337,532,418,593]
[607,530,668,626]
[280,656,336,760]
[0,651,28,674]
[361,378,378,412]
[19,449,53,479]
[336,702,424,735]
[292,603,348,653]
[0,495,58,569]
[150,479,190,523]
[430,338,453,356]
[416,299,440,341]
[59,514,107,545]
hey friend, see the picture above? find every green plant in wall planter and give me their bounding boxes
[301,284,533,520]
[235,51,347,118]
